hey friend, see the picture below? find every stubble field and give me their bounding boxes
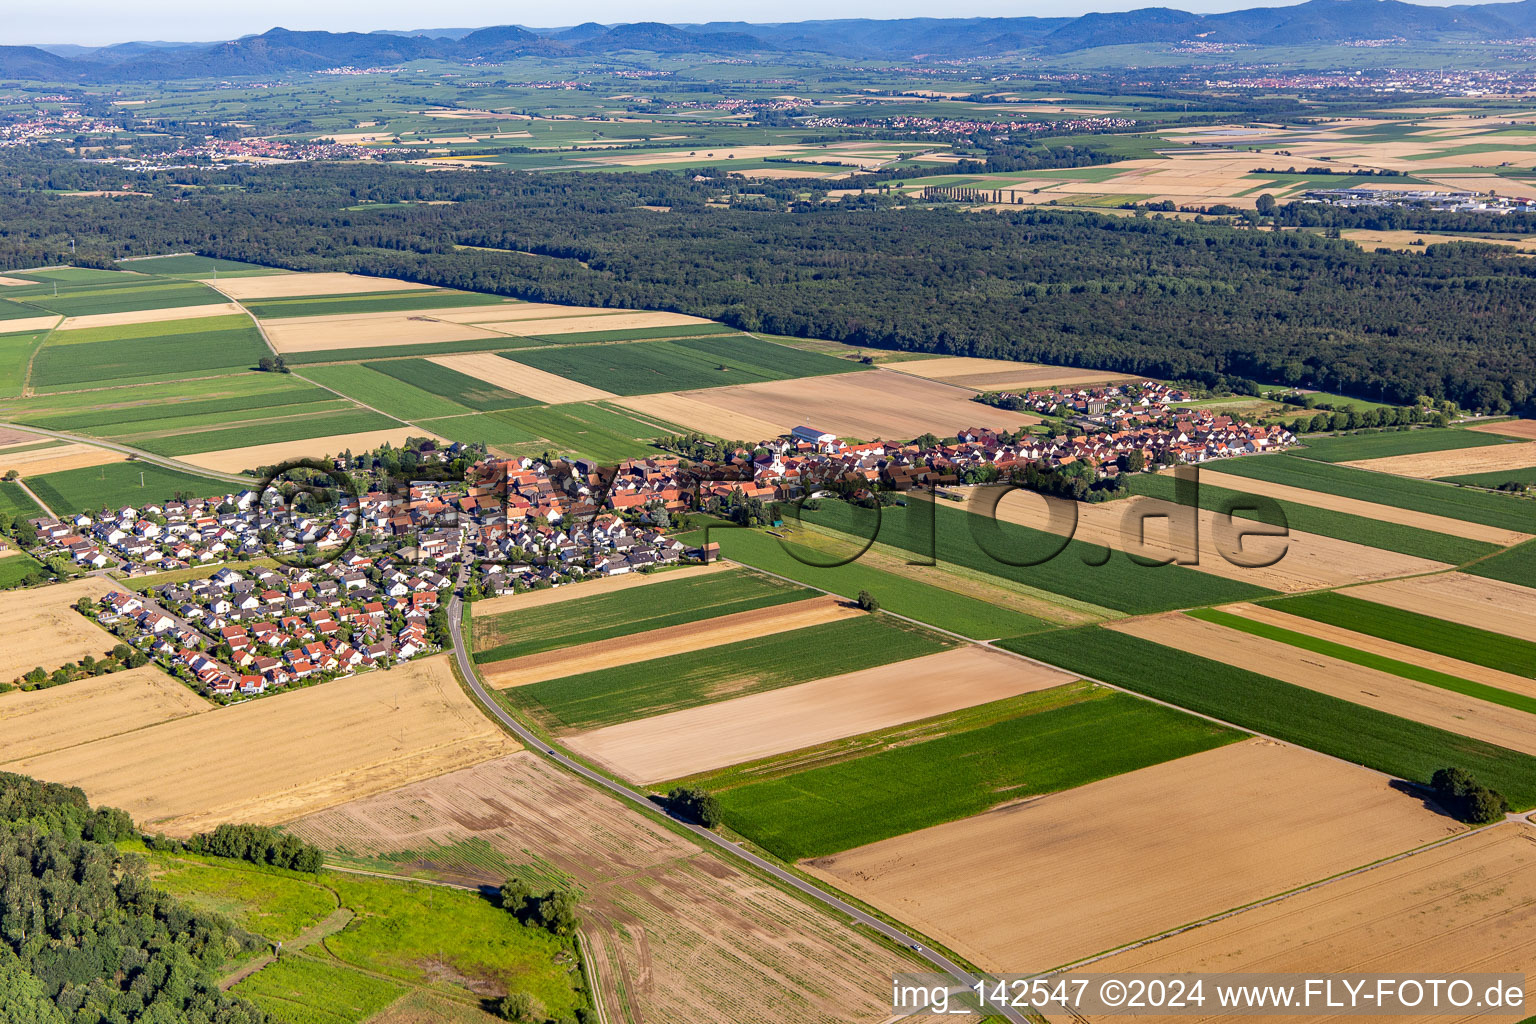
[0,664,211,761]
[0,576,123,680]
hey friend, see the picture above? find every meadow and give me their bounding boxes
[1206,455,1535,533]
[712,687,1238,860]
[366,358,536,411]
[505,613,954,731]
[299,364,471,420]
[234,957,408,1024]
[25,462,234,515]
[138,845,336,941]
[710,527,1054,638]
[1120,471,1497,564]
[9,278,225,317]
[1006,626,1536,808]
[1264,591,1536,678]
[1294,428,1513,463]
[472,568,810,663]
[0,329,48,397]
[242,289,509,318]
[507,336,859,396]
[800,499,1275,615]
[0,552,44,589]
[1189,607,1536,716]
[30,316,271,388]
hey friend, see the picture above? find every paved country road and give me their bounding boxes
[445,568,1028,1024]
[0,421,252,485]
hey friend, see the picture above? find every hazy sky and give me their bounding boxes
[6,0,1466,47]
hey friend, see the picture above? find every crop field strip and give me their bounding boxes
[472,567,813,664]
[515,324,746,344]
[0,278,229,317]
[11,380,337,433]
[1440,465,1536,489]
[363,357,536,411]
[421,402,683,462]
[1206,453,1536,533]
[115,254,282,277]
[1262,591,1536,678]
[503,335,865,396]
[0,481,41,518]
[29,315,271,388]
[24,462,237,516]
[799,499,1276,614]
[1005,626,1536,808]
[504,613,955,732]
[281,335,548,364]
[1190,607,1536,715]
[710,527,1056,639]
[296,364,472,420]
[1120,470,1501,564]
[0,329,52,398]
[709,685,1241,860]
[241,288,512,318]
[1292,427,1516,463]
[1468,538,1536,589]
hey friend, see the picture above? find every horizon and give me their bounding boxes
[4,0,1474,49]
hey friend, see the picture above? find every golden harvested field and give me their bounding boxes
[211,272,442,299]
[1430,174,1536,200]
[1185,467,1531,545]
[1083,821,1536,1020]
[1341,441,1536,478]
[0,314,64,334]
[1109,613,1536,754]
[1470,418,1536,440]
[660,369,1038,440]
[56,302,244,331]
[1219,602,1536,698]
[471,563,730,619]
[289,753,930,1024]
[954,487,1448,592]
[0,665,210,761]
[884,356,1136,391]
[5,443,124,477]
[0,276,35,286]
[484,595,858,689]
[0,576,122,680]
[431,352,616,403]
[1350,572,1536,642]
[613,392,788,444]
[468,311,715,338]
[8,655,516,835]
[262,312,504,354]
[805,738,1461,973]
[178,428,430,472]
[565,646,1075,784]
[1341,229,1536,254]
[432,303,617,326]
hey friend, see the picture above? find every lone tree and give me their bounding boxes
[856,589,880,612]
[667,786,723,828]
[1430,767,1508,824]
[493,992,543,1023]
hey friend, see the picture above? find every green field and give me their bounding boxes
[506,335,860,395]
[800,498,1275,615]
[1005,626,1536,808]
[300,364,470,419]
[131,409,400,459]
[30,316,271,387]
[424,402,675,462]
[1467,539,1536,589]
[1189,607,1536,716]
[282,335,545,364]
[506,613,955,731]
[473,568,811,663]
[243,289,510,319]
[1292,428,1514,463]
[117,254,282,277]
[711,527,1053,638]
[0,480,43,518]
[0,330,49,397]
[0,297,46,320]
[1121,471,1497,564]
[234,956,408,1024]
[143,852,336,941]
[25,462,234,515]
[1206,455,1536,533]
[1440,466,1536,490]
[525,324,743,344]
[365,358,536,411]
[13,279,227,317]
[713,686,1239,859]
[26,387,339,435]
[1263,592,1536,678]
[0,551,44,589]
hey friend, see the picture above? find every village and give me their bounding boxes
[17,384,1291,700]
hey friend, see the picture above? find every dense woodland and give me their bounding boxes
[0,772,269,1023]
[2,156,1535,414]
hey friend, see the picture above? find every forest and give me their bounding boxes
[1,154,1534,414]
[0,772,269,1023]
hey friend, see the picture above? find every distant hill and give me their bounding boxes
[15,1,1536,81]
